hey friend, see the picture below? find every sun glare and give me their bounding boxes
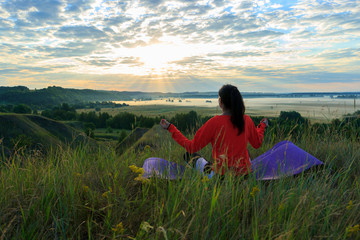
[133,44,190,73]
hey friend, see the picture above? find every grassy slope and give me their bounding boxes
[0,114,91,154]
[0,122,359,239]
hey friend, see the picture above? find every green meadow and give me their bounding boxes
[77,104,221,118]
[0,110,359,239]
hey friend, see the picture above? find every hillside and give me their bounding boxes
[0,114,92,156]
[116,125,173,156]
[0,86,144,107]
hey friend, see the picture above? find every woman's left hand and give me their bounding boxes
[260,118,269,127]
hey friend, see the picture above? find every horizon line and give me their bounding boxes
[1,85,360,95]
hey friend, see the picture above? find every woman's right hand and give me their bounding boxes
[260,118,269,127]
[160,119,171,129]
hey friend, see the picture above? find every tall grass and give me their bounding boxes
[0,123,359,239]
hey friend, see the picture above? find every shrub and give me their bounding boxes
[13,104,32,114]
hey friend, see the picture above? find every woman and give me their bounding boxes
[160,84,268,176]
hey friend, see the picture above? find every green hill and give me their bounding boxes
[116,125,178,156]
[0,86,140,107]
[0,114,92,156]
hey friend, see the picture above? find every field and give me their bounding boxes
[78,104,221,118]
[0,114,359,239]
[79,97,360,122]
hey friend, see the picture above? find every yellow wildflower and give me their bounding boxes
[75,172,81,177]
[201,176,210,183]
[129,165,138,173]
[112,222,125,234]
[346,224,360,237]
[83,185,89,193]
[250,186,260,198]
[346,200,353,210]
[102,191,110,198]
[137,168,145,175]
[129,165,145,175]
[144,145,151,151]
[134,175,150,184]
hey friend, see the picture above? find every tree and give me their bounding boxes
[279,111,305,124]
[170,111,199,132]
[107,112,136,130]
[84,122,96,138]
[138,115,155,128]
[118,130,128,143]
[13,104,32,114]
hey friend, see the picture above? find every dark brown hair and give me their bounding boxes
[218,84,245,135]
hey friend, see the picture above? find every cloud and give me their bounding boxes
[239,30,284,39]
[77,56,144,67]
[0,0,359,92]
[317,48,360,60]
[208,51,267,58]
[178,3,213,16]
[212,0,226,7]
[171,56,214,66]
[54,25,107,39]
[206,14,259,32]
[105,15,133,26]
[237,1,253,10]
[0,62,52,77]
[121,40,148,48]
[65,0,95,13]
[139,0,165,8]
[35,41,102,57]
[119,57,144,66]
[3,0,64,26]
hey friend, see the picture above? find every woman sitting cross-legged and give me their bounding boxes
[160,84,268,176]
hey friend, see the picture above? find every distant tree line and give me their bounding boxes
[72,101,129,110]
[0,104,33,114]
[0,101,127,115]
[38,103,211,132]
[1,101,359,140]
[336,95,359,99]
[0,86,134,108]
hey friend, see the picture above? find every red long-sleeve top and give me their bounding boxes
[168,114,266,175]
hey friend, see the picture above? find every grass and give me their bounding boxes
[0,123,359,239]
[93,128,131,142]
[0,114,95,157]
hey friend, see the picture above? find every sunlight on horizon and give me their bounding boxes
[133,44,191,74]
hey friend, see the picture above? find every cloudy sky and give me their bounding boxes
[0,0,359,92]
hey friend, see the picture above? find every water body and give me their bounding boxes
[115,97,359,121]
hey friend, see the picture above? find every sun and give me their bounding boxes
[133,44,190,73]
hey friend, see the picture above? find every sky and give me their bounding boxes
[0,0,359,93]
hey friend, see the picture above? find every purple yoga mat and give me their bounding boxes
[142,141,323,180]
[142,157,185,179]
[251,140,324,180]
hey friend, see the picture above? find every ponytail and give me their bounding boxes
[219,84,245,135]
